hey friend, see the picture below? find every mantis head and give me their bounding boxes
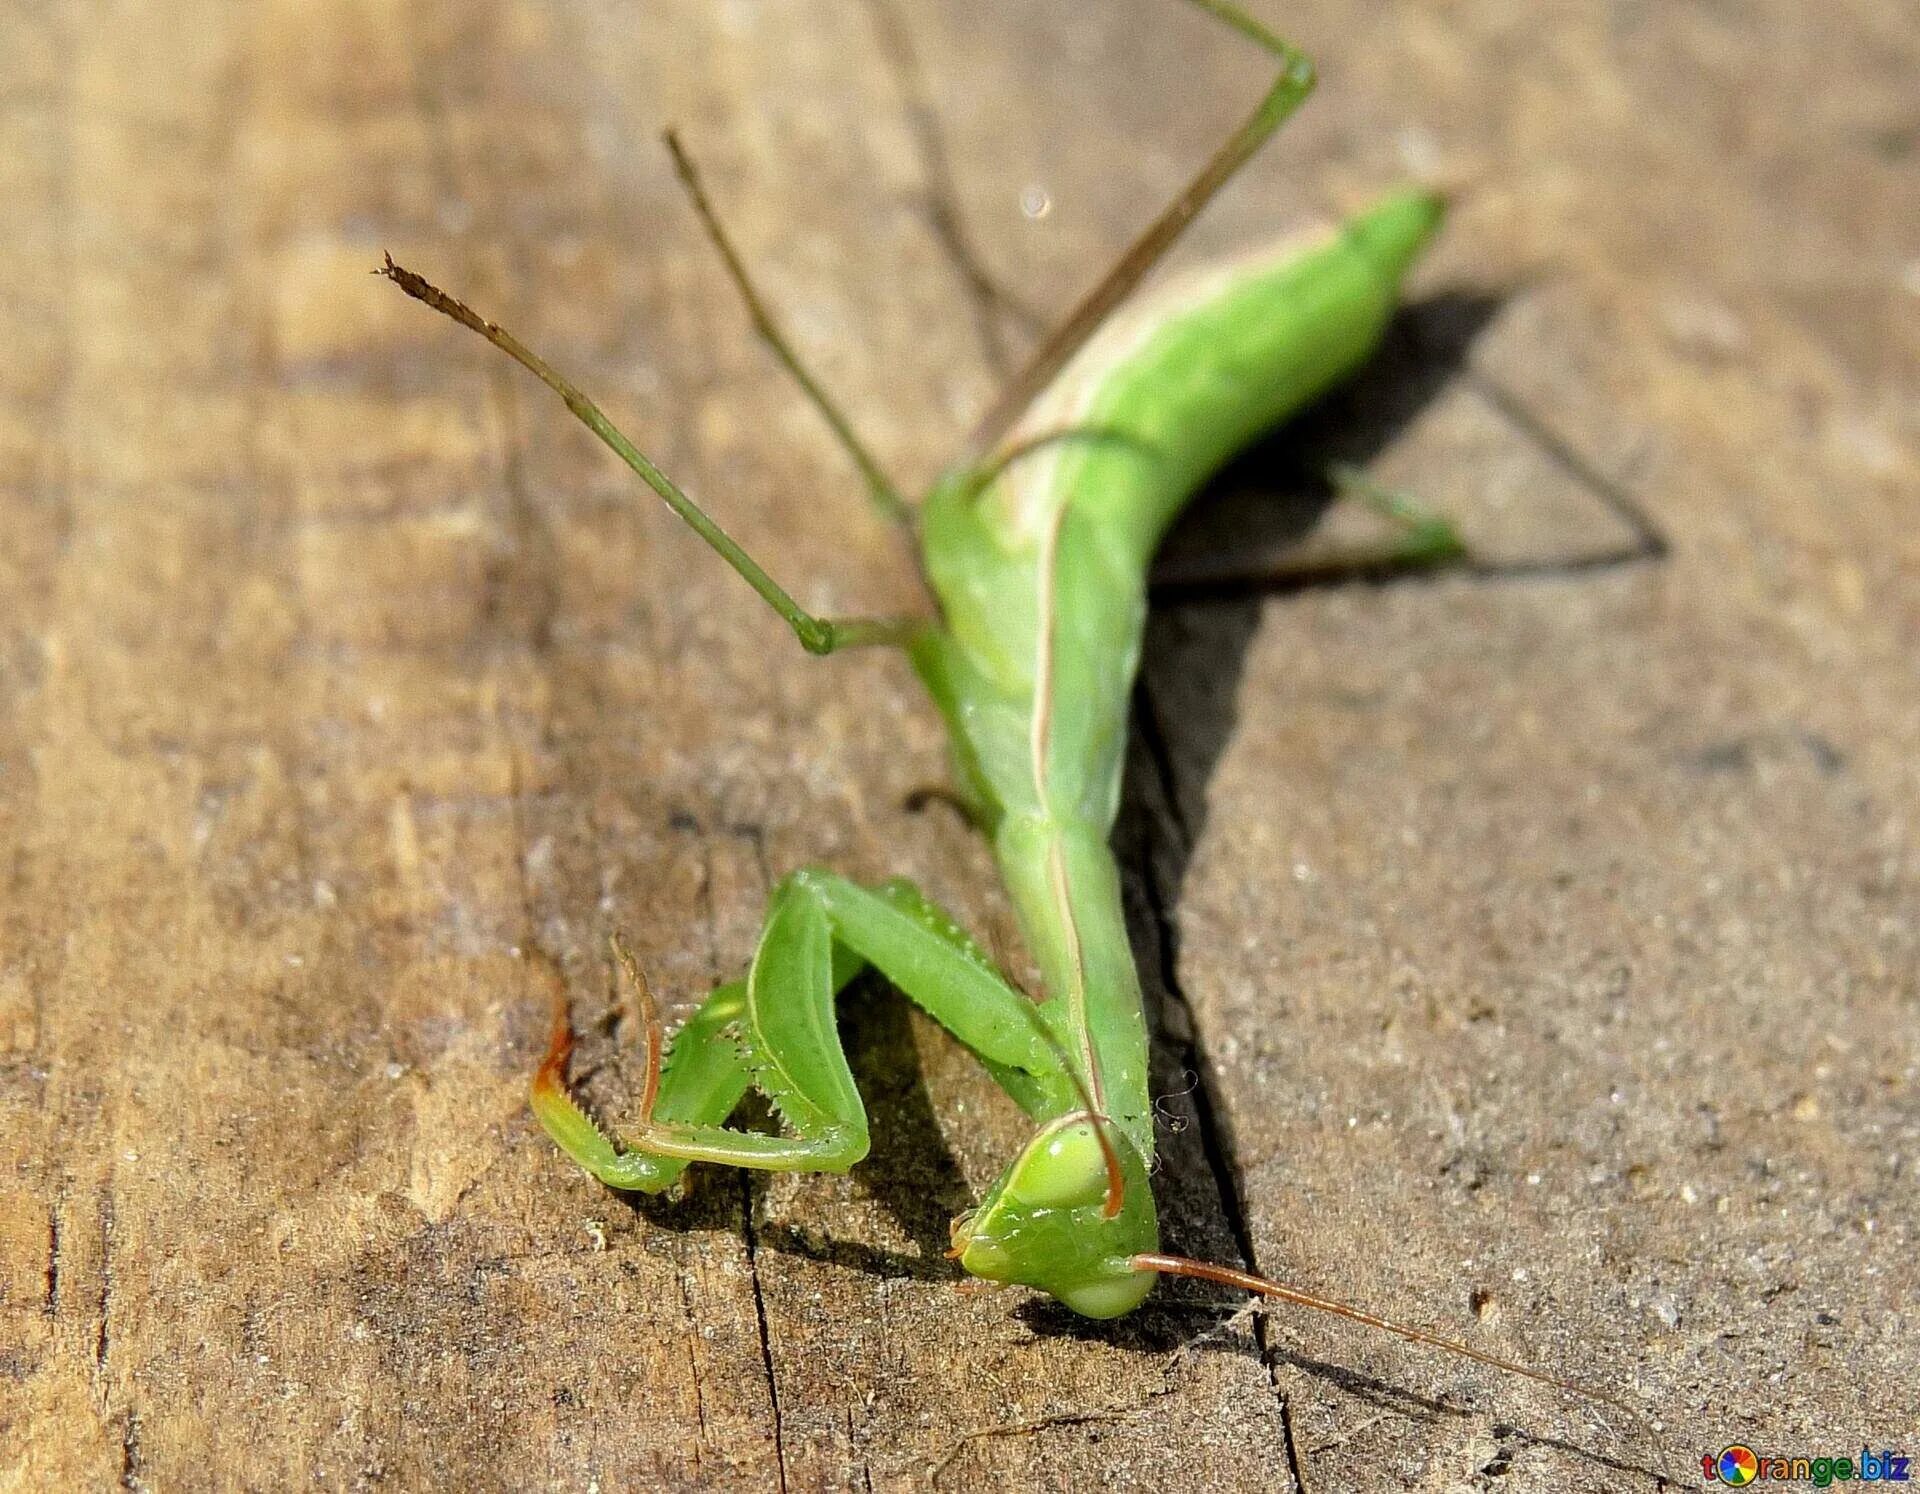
[950,1118,1621,1413]
[950,1113,1159,1319]
[949,1117,1621,1412]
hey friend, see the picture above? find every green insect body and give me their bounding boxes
[915,190,1443,1312]
[387,0,1600,1398]
[522,193,1439,1319]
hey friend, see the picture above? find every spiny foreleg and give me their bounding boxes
[529,872,1075,1191]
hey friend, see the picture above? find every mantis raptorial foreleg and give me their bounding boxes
[531,872,1073,1191]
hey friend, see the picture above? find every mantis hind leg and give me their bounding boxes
[530,871,1072,1192]
[1325,461,1468,568]
[1297,453,1474,572]
[970,0,1319,453]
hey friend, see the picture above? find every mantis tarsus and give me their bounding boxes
[384,0,1615,1409]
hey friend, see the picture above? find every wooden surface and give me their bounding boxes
[3,0,1915,1488]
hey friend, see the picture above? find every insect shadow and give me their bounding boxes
[1014,285,1665,1386]
[611,288,1669,1394]
[1148,287,1666,599]
[1149,287,1515,600]
[751,976,979,1281]
[603,975,976,1283]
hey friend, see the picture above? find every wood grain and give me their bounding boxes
[2,1,1914,1488]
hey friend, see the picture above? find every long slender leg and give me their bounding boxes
[379,259,922,656]
[1150,463,1467,594]
[529,872,1072,1192]
[1326,461,1468,566]
[663,131,912,530]
[970,0,1318,454]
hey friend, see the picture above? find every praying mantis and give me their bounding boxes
[383,0,1612,1405]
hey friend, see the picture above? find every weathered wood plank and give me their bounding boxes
[1121,2,1920,1487]
[3,1,1914,1490]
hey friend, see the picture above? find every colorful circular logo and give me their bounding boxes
[1715,1446,1759,1486]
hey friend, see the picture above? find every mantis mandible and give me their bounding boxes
[383,0,1608,1405]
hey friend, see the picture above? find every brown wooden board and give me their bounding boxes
[2,1,1915,1488]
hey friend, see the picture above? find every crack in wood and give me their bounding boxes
[1131,682,1305,1492]
[45,1200,61,1318]
[1280,1392,1314,1494]
[740,1172,791,1494]
[676,1270,711,1473]
[93,1188,114,1386]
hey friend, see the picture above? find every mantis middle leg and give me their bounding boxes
[377,256,923,657]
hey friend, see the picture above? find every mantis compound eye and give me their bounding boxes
[1005,1117,1112,1211]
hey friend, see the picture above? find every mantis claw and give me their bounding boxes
[528,948,578,1112]
[608,931,664,1123]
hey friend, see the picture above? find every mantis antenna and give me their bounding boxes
[1132,1253,1628,1412]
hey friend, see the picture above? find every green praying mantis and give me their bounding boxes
[383,0,1614,1406]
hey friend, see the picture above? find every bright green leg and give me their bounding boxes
[378,259,921,656]
[1326,461,1469,567]
[532,974,766,1192]
[530,872,1072,1193]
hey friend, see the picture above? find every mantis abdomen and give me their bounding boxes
[912,187,1446,1160]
